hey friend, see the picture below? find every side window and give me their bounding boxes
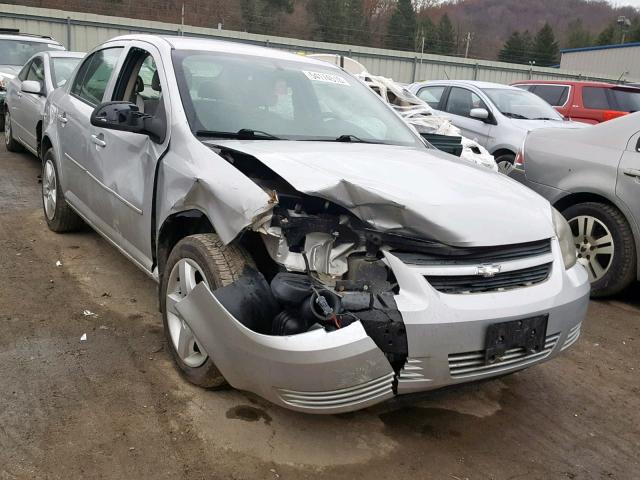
[417,86,446,108]
[582,87,610,110]
[445,87,488,118]
[26,57,45,83]
[71,48,123,106]
[17,60,31,81]
[532,85,569,107]
[112,49,164,118]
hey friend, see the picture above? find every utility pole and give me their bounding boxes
[180,3,185,36]
[464,32,472,58]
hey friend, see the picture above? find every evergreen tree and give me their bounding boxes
[531,22,559,67]
[416,16,438,53]
[386,0,417,51]
[241,0,294,34]
[436,13,456,55]
[596,23,616,46]
[566,19,592,49]
[499,32,525,63]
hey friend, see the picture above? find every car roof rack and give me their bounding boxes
[0,28,56,40]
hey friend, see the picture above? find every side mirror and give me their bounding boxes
[90,101,165,143]
[470,107,489,121]
[21,80,42,95]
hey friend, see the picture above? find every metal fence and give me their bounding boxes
[0,3,623,84]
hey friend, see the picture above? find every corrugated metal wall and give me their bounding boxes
[0,3,622,84]
[561,46,640,82]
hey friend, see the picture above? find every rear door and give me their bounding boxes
[57,46,124,216]
[7,60,30,141]
[439,86,493,146]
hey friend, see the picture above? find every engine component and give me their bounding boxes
[271,310,308,336]
[270,272,313,307]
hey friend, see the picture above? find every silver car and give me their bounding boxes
[408,80,585,172]
[4,50,84,156]
[510,112,640,297]
[40,35,589,413]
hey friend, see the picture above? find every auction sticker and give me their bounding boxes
[303,70,350,86]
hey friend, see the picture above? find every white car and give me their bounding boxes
[40,35,589,413]
[4,50,84,156]
[408,80,586,173]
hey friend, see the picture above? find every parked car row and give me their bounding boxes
[1,32,633,414]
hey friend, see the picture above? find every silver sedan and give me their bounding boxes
[4,50,84,157]
[510,112,640,296]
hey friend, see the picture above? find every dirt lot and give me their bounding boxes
[0,140,638,480]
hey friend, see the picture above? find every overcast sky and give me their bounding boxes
[609,0,640,8]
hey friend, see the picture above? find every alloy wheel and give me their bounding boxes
[568,214,614,282]
[165,258,209,368]
[42,159,57,221]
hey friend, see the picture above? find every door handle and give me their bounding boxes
[57,113,68,124]
[623,168,640,178]
[91,134,106,148]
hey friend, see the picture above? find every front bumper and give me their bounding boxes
[175,240,589,414]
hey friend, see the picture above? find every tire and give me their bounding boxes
[42,148,84,232]
[4,110,23,153]
[562,202,636,297]
[494,153,515,175]
[160,233,253,389]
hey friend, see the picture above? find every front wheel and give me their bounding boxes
[160,234,253,388]
[494,153,515,175]
[563,202,636,297]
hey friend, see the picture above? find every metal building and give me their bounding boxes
[560,43,640,83]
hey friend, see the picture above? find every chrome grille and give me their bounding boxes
[425,263,552,294]
[276,373,394,411]
[561,322,581,351]
[448,333,559,378]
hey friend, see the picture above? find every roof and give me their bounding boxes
[512,80,616,87]
[561,42,640,54]
[0,33,62,44]
[44,51,85,59]
[108,34,334,68]
[412,79,521,90]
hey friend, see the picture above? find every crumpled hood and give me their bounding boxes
[205,140,554,247]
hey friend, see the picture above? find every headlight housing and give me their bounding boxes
[552,207,577,269]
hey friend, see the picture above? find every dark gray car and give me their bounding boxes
[511,112,640,296]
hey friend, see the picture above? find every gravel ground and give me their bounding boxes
[0,139,638,480]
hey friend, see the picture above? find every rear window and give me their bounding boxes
[611,88,640,112]
[0,39,64,66]
[582,87,610,110]
[532,85,569,107]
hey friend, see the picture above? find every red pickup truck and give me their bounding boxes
[512,80,640,124]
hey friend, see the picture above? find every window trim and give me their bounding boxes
[528,83,572,108]
[69,46,124,107]
[416,85,447,109]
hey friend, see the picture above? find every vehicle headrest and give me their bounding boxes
[134,75,144,93]
[151,70,161,92]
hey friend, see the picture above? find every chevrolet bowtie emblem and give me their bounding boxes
[477,264,502,278]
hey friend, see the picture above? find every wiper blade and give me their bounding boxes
[335,134,382,144]
[195,128,281,140]
[531,117,558,121]
[502,112,529,120]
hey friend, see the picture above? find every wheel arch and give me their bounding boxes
[156,209,216,278]
[491,147,516,159]
[40,134,53,162]
[554,191,640,280]
[36,120,43,159]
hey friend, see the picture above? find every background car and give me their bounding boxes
[513,80,640,124]
[408,80,585,173]
[509,112,640,296]
[0,28,65,130]
[4,50,84,156]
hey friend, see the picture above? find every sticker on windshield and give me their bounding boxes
[303,70,350,86]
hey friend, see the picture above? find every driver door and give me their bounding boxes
[441,87,493,147]
[85,43,170,271]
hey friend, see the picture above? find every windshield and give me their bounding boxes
[612,88,640,112]
[482,87,563,120]
[172,50,423,146]
[50,57,81,88]
[0,39,64,66]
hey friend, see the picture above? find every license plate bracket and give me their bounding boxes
[484,315,548,364]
